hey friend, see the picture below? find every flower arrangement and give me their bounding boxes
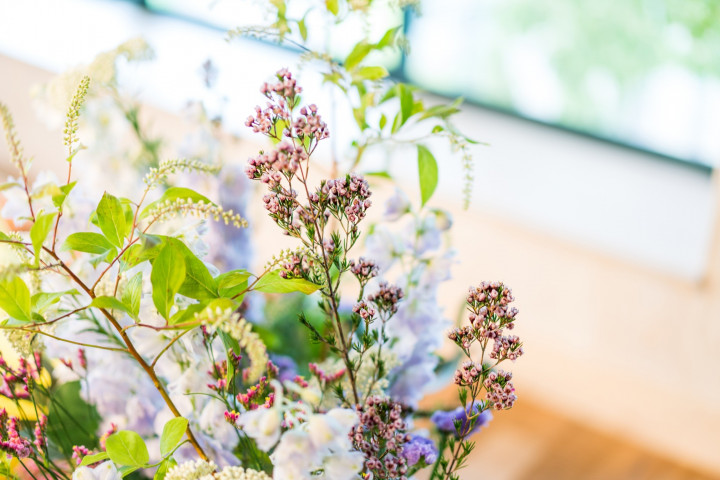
[0,2,524,479]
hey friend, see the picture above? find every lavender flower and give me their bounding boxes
[402,435,438,467]
[431,403,493,437]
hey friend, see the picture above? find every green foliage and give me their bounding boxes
[30,212,56,265]
[151,242,186,319]
[63,232,117,258]
[122,272,143,317]
[45,381,100,456]
[97,192,129,248]
[154,458,177,480]
[140,186,213,219]
[253,270,321,295]
[159,417,188,457]
[215,269,251,297]
[417,145,438,206]
[0,276,32,322]
[105,430,149,466]
[91,295,136,319]
[80,451,110,466]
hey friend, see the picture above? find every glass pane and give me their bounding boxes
[405,0,720,166]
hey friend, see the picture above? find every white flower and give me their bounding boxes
[166,459,217,480]
[72,461,121,480]
[237,407,282,451]
[322,451,365,480]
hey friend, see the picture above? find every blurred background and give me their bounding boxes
[1,0,719,478]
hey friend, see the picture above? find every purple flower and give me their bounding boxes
[431,403,492,437]
[270,355,298,382]
[402,435,438,467]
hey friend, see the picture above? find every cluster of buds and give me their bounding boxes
[72,445,92,465]
[245,142,308,186]
[368,283,404,316]
[350,258,379,286]
[489,335,523,361]
[99,423,118,450]
[260,68,302,102]
[352,301,376,322]
[207,360,228,393]
[292,105,329,141]
[148,197,247,228]
[453,361,484,387]
[351,397,411,480]
[236,376,274,410]
[245,69,302,136]
[278,249,319,280]
[0,353,41,400]
[0,410,33,459]
[308,363,346,384]
[483,370,517,410]
[319,174,372,226]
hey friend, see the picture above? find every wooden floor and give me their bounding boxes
[418,397,717,480]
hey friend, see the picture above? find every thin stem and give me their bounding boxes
[41,249,209,461]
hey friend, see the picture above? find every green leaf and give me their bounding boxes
[62,232,116,257]
[167,239,218,301]
[379,113,387,130]
[79,451,109,466]
[169,303,206,326]
[105,430,149,466]
[91,296,134,318]
[326,0,339,15]
[417,99,463,121]
[52,182,77,209]
[160,417,188,457]
[216,270,251,298]
[30,212,56,266]
[364,171,392,179]
[119,466,141,477]
[32,289,79,314]
[377,26,401,49]
[399,84,414,126]
[253,270,321,295]
[151,243,186,319]
[344,41,372,71]
[121,272,143,317]
[353,66,389,82]
[140,187,213,220]
[0,277,32,322]
[297,17,308,42]
[417,145,439,207]
[154,458,177,480]
[97,192,128,248]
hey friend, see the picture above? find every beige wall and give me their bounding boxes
[1,53,719,474]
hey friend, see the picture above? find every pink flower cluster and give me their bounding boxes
[320,174,372,225]
[0,353,41,400]
[308,363,346,383]
[350,396,411,480]
[484,370,517,410]
[368,282,404,316]
[0,410,39,459]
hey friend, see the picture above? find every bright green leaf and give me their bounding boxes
[0,277,32,322]
[377,26,401,49]
[216,270,251,298]
[399,84,414,126]
[253,270,321,295]
[79,451,109,466]
[52,182,77,209]
[121,272,143,317]
[105,430,149,466]
[30,212,56,266]
[97,192,128,248]
[91,296,134,318]
[345,41,372,71]
[32,289,79,314]
[417,145,439,206]
[151,243,186,319]
[160,417,188,457]
[326,0,339,15]
[297,17,308,42]
[166,239,218,301]
[62,232,116,257]
[154,458,177,480]
[353,66,389,82]
[140,187,213,220]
